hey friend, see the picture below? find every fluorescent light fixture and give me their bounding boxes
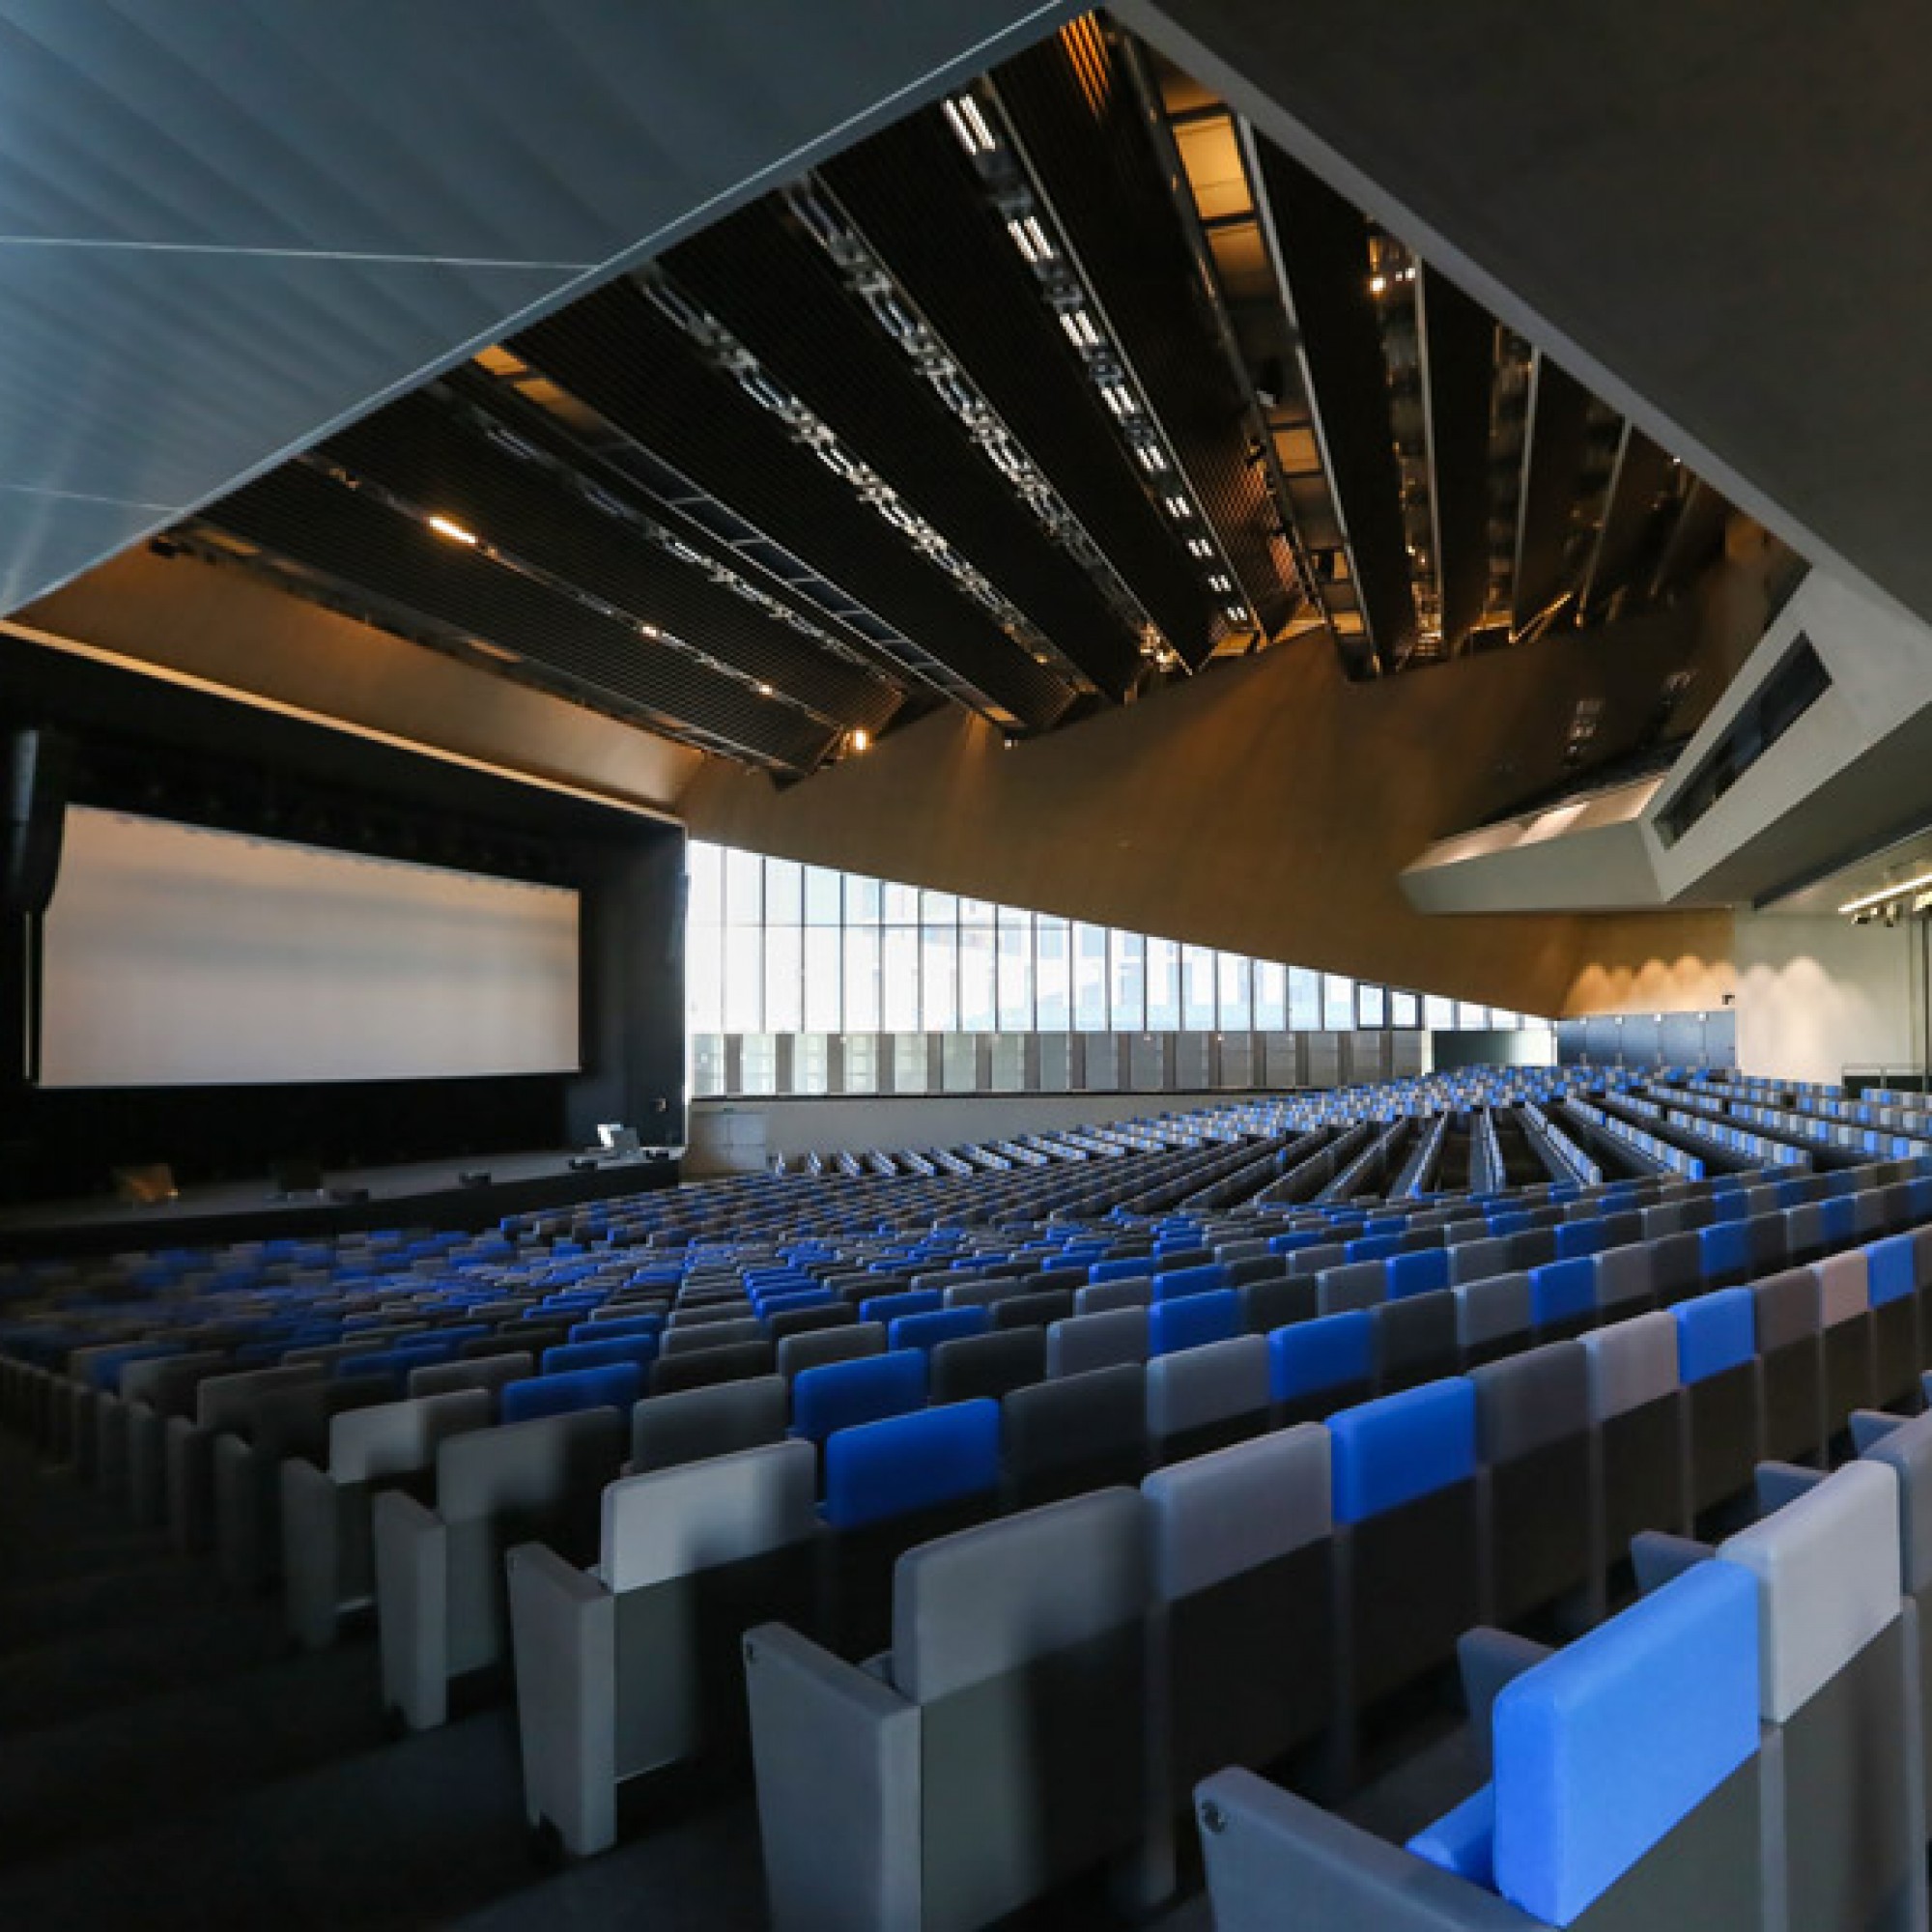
[1187,537,1213,559]
[942,94,996,155]
[1059,308,1100,349]
[1100,382,1133,418]
[1006,214,1052,264]
[428,514,477,546]
[1839,867,1932,916]
[1163,494,1190,519]
[1135,444,1164,473]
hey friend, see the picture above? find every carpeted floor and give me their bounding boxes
[0,1432,1241,1930]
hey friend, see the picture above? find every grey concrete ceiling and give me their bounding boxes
[0,0,1072,612]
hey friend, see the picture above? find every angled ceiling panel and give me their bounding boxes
[1250,140,1414,666]
[203,464,838,771]
[1510,355,1592,633]
[1581,426,1678,617]
[991,32,1293,636]
[1418,267,1493,651]
[667,199,1145,697]
[820,109,1221,666]
[510,280,1080,729]
[321,393,903,733]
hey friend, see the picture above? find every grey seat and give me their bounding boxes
[1593,1244,1655,1320]
[1719,1460,1925,1932]
[509,1438,820,1857]
[117,1350,231,1527]
[1074,1278,1152,1317]
[163,1363,321,1556]
[282,1388,491,1650]
[630,1374,789,1474]
[1146,1335,1270,1467]
[1453,1273,1531,1371]
[1143,1426,1332,1891]
[1473,1341,1599,1627]
[1046,1307,1149,1379]
[661,1317,766,1357]
[1316,1260,1385,1316]
[1371,1291,1459,1394]
[928,1327,1043,1405]
[650,1339,775,1395]
[1450,1237,1512,1287]
[745,1489,1149,1932]
[1856,1406,1932,1836]
[1239,1275,1315,1335]
[210,1377,391,1591]
[373,1405,627,1730]
[406,1351,532,1405]
[1582,1312,1687,1559]
[777,1321,886,1379]
[1003,1363,1147,1508]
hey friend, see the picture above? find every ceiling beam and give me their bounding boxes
[1417,267,1493,652]
[1510,353,1592,636]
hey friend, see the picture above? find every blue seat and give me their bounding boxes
[1697,1218,1753,1290]
[1386,1248,1449,1302]
[1675,1289,1760,1529]
[498,1361,641,1424]
[1345,1233,1403,1264]
[888,1305,989,1354]
[1152,1261,1231,1302]
[820,1398,1002,1530]
[1554,1219,1608,1262]
[1528,1257,1597,1338]
[1149,1289,1240,1357]
[1329,1377,1479,1525]
[568,1312,664,1344]
[790,1350,927,1445]
[540,1335,658,1378]
[1090,1257,1153,1285]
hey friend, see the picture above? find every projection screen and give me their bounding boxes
[40,808,580,1088]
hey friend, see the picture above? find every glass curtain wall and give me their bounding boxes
[686,841,1550,1092]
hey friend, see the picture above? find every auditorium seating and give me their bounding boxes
[6,1071,1932,1928]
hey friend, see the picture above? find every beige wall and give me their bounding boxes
[1732,913,1921,1086]
[20,548,701,815]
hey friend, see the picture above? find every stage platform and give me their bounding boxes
[0,1148,681,1261]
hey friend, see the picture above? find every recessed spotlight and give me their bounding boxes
[850,728,871,753]
[1368,273,1387,296]
[756,682,775,696]
[428,514,477,546]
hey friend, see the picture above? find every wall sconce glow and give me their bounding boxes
[428,514,478,546]
[849,728,871,753]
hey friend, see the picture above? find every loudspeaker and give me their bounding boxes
[2,727,70,919]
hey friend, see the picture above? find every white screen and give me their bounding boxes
[40,808,580,1087]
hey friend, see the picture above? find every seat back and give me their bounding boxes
[630,1374,789,1474]
[1473,1342,1595,1623]
[1047,1307,1149,1378]
[790,1350,926,1446]
[330,1388,490,1483]
[1484,1562,1761,1924]
[776,1321,886,1379]
[1718,1460,1915,1932]
[821,1399,1001,1532]
[195,1363,321,1434]
[499,1361,640,1426]
[889,1490,1147,1928]
[602,1437,817,1594]
[1146,1334,1270,1463]
[1269,1310,1373,1425]
[1145,1426,1332,1794]
[1002,1362,1147,1507]
[407,1352,532,1404]
[928,1326,1043,1405]
[1371,1290,1459,1393]
[649,1339,776,1395]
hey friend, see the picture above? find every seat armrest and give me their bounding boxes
[280,1457,343,1651]
[1851,1407,1910,1455]
[1752,1461,1826,1516]
[1456,1628,1553,1770]
[372,1489,448,1731]
[1631,1530,1715,1595]
[507,1541,616,1859]
[743,1622,920,1932]
[1194,1768,1530,1931]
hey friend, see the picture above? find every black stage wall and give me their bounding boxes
[0,639,686,1204]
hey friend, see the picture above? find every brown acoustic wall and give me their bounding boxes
[685,601,1740,1018]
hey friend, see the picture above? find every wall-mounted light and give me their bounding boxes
[428,514,478,546]
[849,728,871,753]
